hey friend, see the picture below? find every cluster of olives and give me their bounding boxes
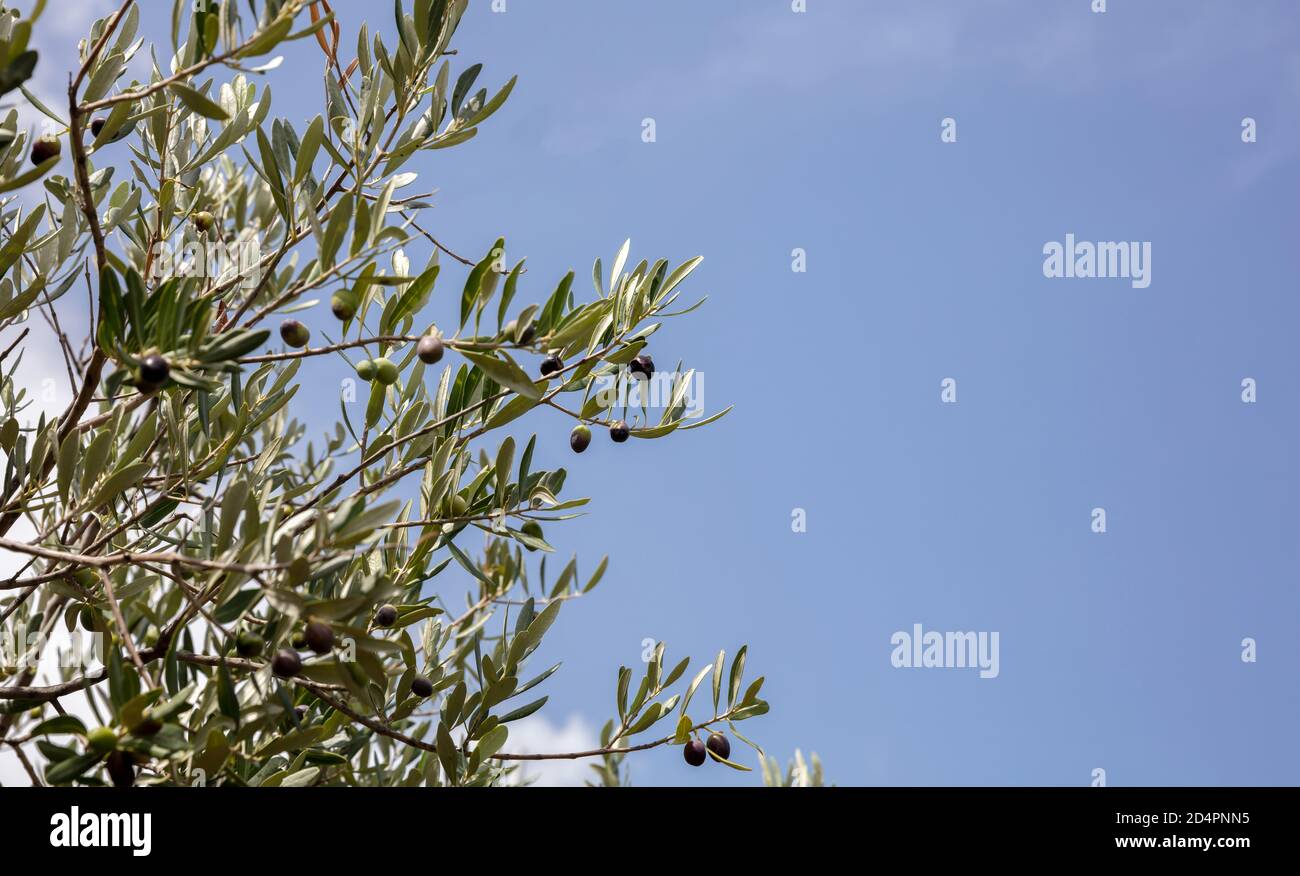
[259,604,437,707]
[570,420,630,451]
[683,732,731,767]
[547,353,653,453]
[268,619,336,679]
[350,335,444,385]
[569,424,590,452]
[355,356,399,385]
[366,604,433,697]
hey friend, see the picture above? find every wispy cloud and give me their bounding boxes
[541,1,1300,160]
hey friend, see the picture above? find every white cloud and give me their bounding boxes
[500,713,601,787]
[44,0,115,39]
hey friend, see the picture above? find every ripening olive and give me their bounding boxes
[271,649,302,678]
[417,335,444,364]
[569,424,591,453]
[520,520,543,551]
[304,620,335,655]
[235,631,264,658]
[706,732,731,761]
[629,354,654,380]
[30,134,60,165]
[280,319,310,348]
[106,750,135,788]
[331,291,358,320]
[503,319,536,345]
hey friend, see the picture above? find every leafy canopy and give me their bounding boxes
[0,0,780,787]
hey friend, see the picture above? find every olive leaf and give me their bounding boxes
[169,81,231,121]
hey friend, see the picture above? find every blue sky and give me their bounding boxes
[440,0,1300,786]
[10,0,1300,785]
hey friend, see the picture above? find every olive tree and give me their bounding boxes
[0,0,781,787]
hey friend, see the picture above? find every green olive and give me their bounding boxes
[373,357,399,386]
[87,726,118,754]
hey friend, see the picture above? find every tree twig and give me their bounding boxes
[97,567,156,689]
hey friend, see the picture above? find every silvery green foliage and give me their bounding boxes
[762,750,827,788]
[0,0,771,787]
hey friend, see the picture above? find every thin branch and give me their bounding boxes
[0,327,28,365]
[0,2,130,537]
[0,535,293,576]
[80,21,268,113]
[71,0,135,95]
[97,568,156,689]
[400,210,476,266]
[304,681,736,763]
[8,741,42,785]
[238,334,421,363]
